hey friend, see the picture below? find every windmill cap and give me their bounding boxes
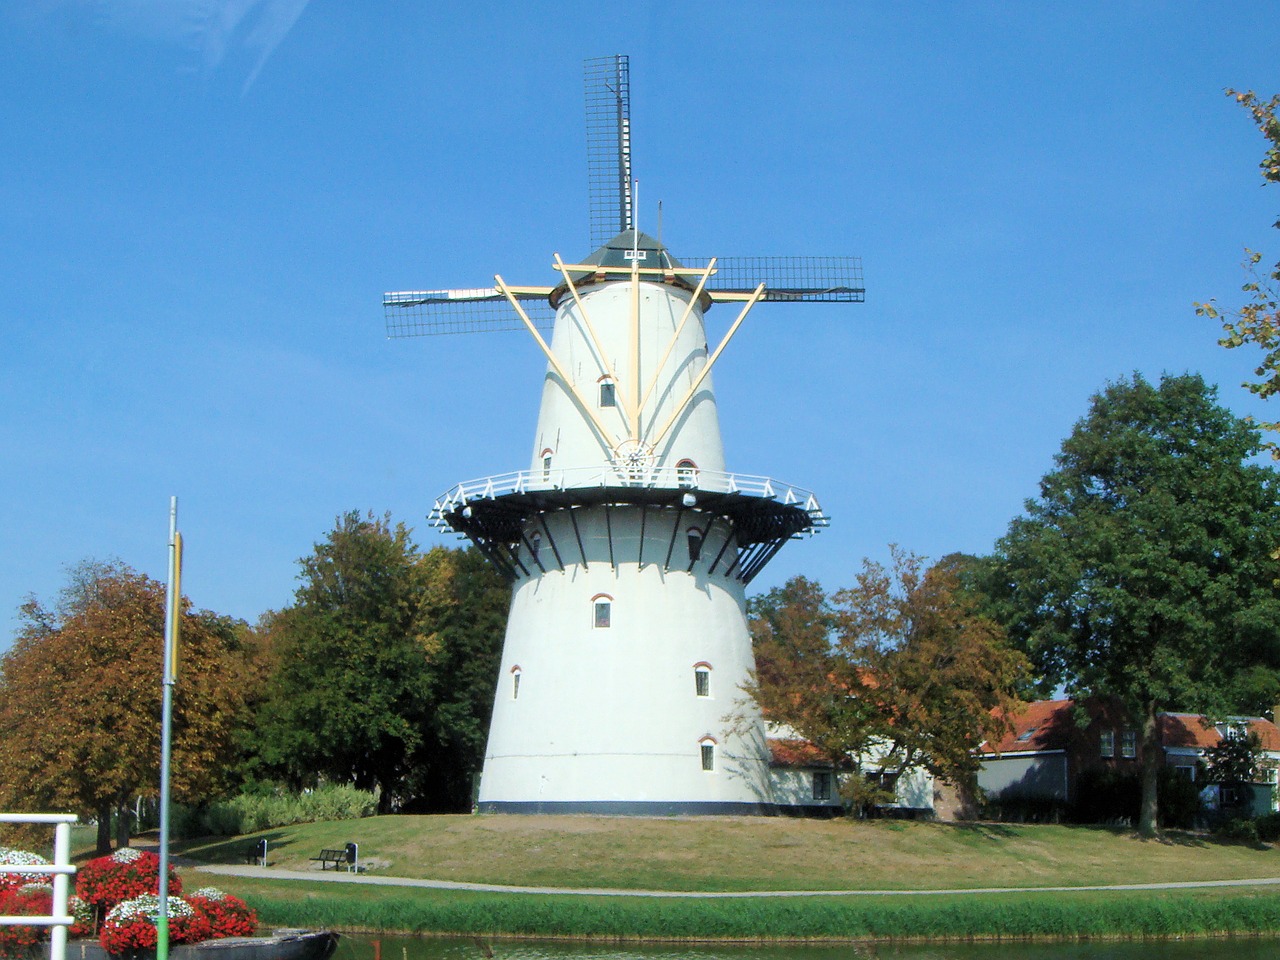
[549,229,712,310]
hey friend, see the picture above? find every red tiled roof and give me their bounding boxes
[981,699,1073,755]
[1160,714,1280,752]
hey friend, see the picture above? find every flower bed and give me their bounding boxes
[100,895,211,953]
[76,848,182,915]
[0,848,49,892]
[187,888,258,939]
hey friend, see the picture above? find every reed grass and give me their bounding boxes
[200,874,1280,942]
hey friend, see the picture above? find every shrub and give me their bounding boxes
[1216,817,1261,844]
[99,895,211,953]
[1255,811,1280,842]
[177,783,378,837]
[76,849,182,915]
[0,848,49,892]
[187,888,258,938]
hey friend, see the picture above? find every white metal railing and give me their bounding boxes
[0,813,77,960]
[431,464,828,531]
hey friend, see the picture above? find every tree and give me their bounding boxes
[250,512,508,812]
[991,373,1280,836]
[748,554,1028,812]
[0,561,250,853]
[1197,90,1280,445]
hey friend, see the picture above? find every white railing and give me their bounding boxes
[0,813,77,960]
[432,464,828,531]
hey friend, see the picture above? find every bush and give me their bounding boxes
[76,848,181,916]
[187,888,258,938]
[1255,811,1280,842]
[176,784,378,837]
[99,895,211,953]
[1216,817,1261,844]
[1068,766,1202,828]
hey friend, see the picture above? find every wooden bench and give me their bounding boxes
[310,847,352,871]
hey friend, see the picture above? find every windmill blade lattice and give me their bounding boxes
[585,54,633,250]
[384,290,555,337]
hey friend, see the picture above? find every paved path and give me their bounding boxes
[194,864,1280,899]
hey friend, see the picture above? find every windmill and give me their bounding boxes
[384,55,863,814]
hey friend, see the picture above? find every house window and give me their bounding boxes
[1175,764,1196,781]
[1121,730,1137,759]
[592,595,612,629]
[700,740,716,772]
[511,667,521,700]
[599,380,616,407]
[1100,730,1115,758]
[687,528,704,563]
[813,771,833,802]
[676,459,698,488]
[694,666,711,698]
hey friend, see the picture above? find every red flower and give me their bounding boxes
[186,892,258,938]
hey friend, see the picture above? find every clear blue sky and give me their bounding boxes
[2,2,1278,649]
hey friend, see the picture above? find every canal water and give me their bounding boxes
[335,933,1278,960]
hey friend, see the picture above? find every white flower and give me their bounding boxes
[110,848,144,864]
[106,894,193,925]
[192,887,227,901]
[0,848,49,867]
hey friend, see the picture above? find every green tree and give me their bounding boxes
[251,513,508,812]
[1197,90,1280,444]
[992,373,1280,836]
[0,561,250,853]
[748,555,1027,812]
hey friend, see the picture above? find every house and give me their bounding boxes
[766,733,937,817]
[977,698,1280,819]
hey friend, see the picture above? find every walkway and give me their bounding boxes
[194,863,1280,899]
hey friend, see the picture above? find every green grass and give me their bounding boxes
[178,873,1280,942]
[173,814,1280,893]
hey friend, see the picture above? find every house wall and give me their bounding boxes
[978,752,1069,802]
[769,768,842,809]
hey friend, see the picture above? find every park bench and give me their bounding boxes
[311,843,358,871]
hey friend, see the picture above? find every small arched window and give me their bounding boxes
[693,663,711,698]
[541,447,554,481]
[687,527,704,563]
[699,736,717,772]
[592,593,613,629]
[676,459,698,489]
[511,665,522,700]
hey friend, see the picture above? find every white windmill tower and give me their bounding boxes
[384,56,863,813]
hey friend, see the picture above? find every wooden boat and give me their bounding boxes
[51,930,339,960]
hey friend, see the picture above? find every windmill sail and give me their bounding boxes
[585,55,632,249]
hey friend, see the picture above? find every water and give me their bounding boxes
[335,933,1277,960]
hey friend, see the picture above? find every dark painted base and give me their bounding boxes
[477,800,836,816]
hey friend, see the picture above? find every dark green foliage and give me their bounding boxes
[1068,766,1201,829]
[1206,730,1272,784]
[991,373,1280,835]
[248,512,509,812]
[1216,817,1261,844]
[1255,811,1280,841]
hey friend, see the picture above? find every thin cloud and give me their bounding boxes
[32,0,311,92]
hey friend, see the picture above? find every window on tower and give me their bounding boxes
[530,533,541,561]
[700,738,716,772]
[599,380,616,408]
[676,459,698,488]
[592,594,613,629]
[511,666,522,700]
[687,527,704,563]
[694,665,711,698]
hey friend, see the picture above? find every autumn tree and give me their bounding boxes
[748,554,1028,812]
[1197,90,1280,445]
[249,513,508,812]
[991,373,1280,837]
[0,561,251,853]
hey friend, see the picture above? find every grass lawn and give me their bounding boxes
[173,814,1280,893]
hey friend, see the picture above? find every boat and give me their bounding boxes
[50,930,339,960]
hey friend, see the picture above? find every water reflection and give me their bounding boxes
[335,933,1278,960]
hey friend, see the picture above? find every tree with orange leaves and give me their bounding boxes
[0,561,250,853]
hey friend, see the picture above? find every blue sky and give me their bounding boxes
[2,2,1278,648]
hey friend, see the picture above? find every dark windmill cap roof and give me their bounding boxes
[549,229,711,310]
